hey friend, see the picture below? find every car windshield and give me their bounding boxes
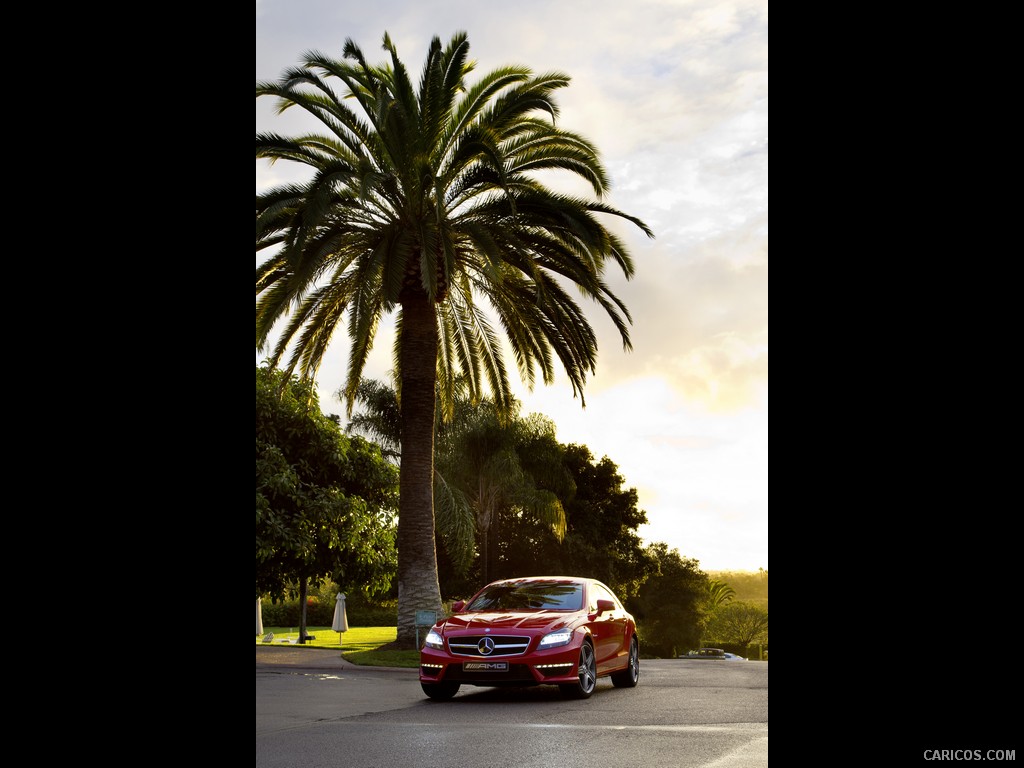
[466,581,583,612]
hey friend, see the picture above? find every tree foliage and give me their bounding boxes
[437,400,569,583]
[703,601,768,647]
[344,377,404,463]
[256,32,654,413]
[256,365,398,609]
[707,579,736,609]
[625,543,710,658]
[492,444,655,601]
[347,378,574,588]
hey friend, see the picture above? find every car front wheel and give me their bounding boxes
[611,636,640,688]
[560,641,597,699]
[421,681,460,701]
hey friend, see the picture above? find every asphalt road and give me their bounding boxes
[256,647,768,767]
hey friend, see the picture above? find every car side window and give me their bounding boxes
[592,584,618,611]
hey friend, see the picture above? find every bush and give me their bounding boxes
[635,617,701,659]
[260,591,397,627]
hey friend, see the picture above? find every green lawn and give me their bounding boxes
[257,626,420,668]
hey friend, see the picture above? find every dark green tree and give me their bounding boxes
[497,444,654,600]
[347,377,570,588]
[437,402,568,584]
[559,445,652,599]
[703,601,768,647]
[256,32,653,646]
[256,365,398,641]
[626,543,709,658]
[345,377,404,463]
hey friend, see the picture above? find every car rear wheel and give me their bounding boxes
[421,681,460,701]
[560,641,597,699]
[611,636,640,688]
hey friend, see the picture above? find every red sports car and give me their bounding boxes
[419,576,640,700]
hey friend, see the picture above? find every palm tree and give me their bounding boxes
[256,31,653,647]
[346,376,568,583]
[436,399,571,583]
[707,579,736,609]
[346,377,404,463]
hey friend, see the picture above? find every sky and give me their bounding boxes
[256,0,768,573]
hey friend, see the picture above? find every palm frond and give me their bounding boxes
[433,471,476,574]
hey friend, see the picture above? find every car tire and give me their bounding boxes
[611,636,640,688]
[421,681,460,701]
[560,641,597,699]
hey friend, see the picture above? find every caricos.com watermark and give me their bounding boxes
[923,750,1015,761]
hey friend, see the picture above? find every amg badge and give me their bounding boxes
[463,661,509,672]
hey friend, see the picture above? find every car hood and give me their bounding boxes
[441,611,574,634]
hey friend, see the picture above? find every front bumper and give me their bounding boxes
[419,643,581,686]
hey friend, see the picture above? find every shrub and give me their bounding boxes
[635,616,701,659]
[259,591,397,627]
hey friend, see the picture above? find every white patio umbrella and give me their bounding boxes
[256,597,264,636]
[332,592,349,645]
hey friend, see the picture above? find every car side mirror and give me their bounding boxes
[451,600,465,613]
[596,599,615,615]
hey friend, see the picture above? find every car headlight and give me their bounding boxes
[538,629,574,649]
[424,629,444,650]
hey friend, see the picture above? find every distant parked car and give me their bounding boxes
[681,647,746,660]
[419,576,640,700]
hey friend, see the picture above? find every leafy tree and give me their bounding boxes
[625,543,709,658]
[437,401,568,583]
[348,377,569,586]
[256,32,653,646]
[558,445,652,599]
[703,601,768,647]
[256,365,398,641]
[496,444,654,600]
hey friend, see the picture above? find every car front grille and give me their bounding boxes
[447,635,531,657]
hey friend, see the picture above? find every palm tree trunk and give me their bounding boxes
[481,520,489,584]
[395,294,445,648]
[477,499,490,585]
